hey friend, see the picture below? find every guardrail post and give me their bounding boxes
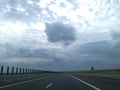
[16,67,18,75]
[23,68,24,74]
[0,66,4,75]
[31,69,33,74]
[12,67,14,75]
[30,69,33,74]
[19,68,21,75]
[33,70,35,74]
[29,69,31,74]
[25,68,27,74]
[7,66,9,75]
[28,69,29,74]
[32,69,34,74]
[30,69,32,74]
[31,69,32,74]
[32,69,33,74]
[27,69,29,74]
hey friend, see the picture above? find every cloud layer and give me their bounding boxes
[0,0,120,71]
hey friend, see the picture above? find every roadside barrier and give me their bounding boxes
[0,65,57,76]
[0,66,37,75]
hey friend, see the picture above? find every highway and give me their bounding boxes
[0,73,120,90]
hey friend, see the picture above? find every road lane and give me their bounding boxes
[72,73,120,90]
[48,73,95,90]
[0,73,120,90]
[69,74,101,90]
[0,73,96,90]
[0,75,57,89]
[0,74,59,90]
[0,74,57,87]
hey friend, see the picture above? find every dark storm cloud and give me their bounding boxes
[45,22,76,45]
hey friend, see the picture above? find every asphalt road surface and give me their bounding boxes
[0,73,120,90]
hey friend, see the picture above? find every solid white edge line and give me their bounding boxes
[69,74,101,90]
[46,83,53,88]
[0,75,56,89]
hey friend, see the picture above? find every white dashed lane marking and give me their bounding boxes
[46,83,53,88]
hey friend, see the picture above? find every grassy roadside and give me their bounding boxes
[74,69,120,75]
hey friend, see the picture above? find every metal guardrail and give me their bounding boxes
[0,66,40,75]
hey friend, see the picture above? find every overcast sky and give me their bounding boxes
[0,0,120,71]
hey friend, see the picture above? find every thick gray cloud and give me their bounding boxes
[45,22,76,45]
[65,40,120,70]
[0,44,70,70]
